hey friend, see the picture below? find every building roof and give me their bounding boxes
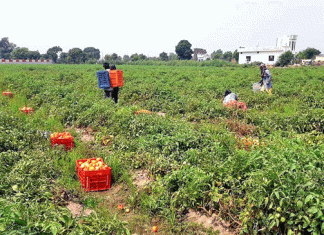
[238,47,284,53]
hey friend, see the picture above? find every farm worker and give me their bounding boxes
[260,64,272,94]
[260,63,266,77]
[103,62,113,99]
[109,64,120,104]
[223,89,238,105]
[223,89,247,111]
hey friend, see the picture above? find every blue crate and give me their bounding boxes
[96,71,111,89]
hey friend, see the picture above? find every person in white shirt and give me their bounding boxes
[223,89,238,105]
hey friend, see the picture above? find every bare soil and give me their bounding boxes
[133,170,153,188]
[75,127,95,142]
[185,209,235,235]
[66,201,94,218]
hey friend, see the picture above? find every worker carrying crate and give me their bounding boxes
[97,63,123,103]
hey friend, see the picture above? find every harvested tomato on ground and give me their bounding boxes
[152,226,158,232]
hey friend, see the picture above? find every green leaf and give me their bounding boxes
[308,207,318,214]
[275,191,280,199]
[305,195,313,204]
[15,218,27,226]
[269,202,273,209]
[50,225,58,235]
[269,220,276,229]
[297,201,303,209]
[303,216,310,228]
[264,197,269,205]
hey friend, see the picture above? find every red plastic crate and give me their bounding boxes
[51,132,74,150]
[2,91,13,98]
[109,70,123,87]
[19,106,34,114]
[76,158,111,192]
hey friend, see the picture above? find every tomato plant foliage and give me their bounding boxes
[1,64,324,234]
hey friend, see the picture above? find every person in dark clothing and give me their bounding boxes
[109,64,119,103]
[103,63,113,99]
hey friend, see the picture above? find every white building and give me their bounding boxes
[238,35,297,65]
[192,48,210,61]
[315,54,324,62]
[197,53,210,61]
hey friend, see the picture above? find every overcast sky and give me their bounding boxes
[2,0,324,57]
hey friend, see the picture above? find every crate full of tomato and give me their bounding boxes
[50,132,74,150]
[2,90,13,98]
[76,158,111,192]
[19,106,34,114]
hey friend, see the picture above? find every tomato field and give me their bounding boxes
[1,64,324,234]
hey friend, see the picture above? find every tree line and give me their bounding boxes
[0,37,321,65]
[275,48,321,66]
[0,38,101,64]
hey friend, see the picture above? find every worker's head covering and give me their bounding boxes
[103,62,110,69]
[224,89,232,97]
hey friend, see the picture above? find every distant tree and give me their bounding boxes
[211,49,223,60]
[233,50,239,62]
[276,51,294,66]
[104,54,112,61]
[130,53,140,61]
[175,40,193,60]
[0,37,16,59]
[41,53,50,60]
[168,53,178,60]
[46,46,62,63]
[111,53,119,61]
[123,55,130,62]
[67,48,86,64]
[83,47,100,61]
[159,52,168,61]
[139,54,147,60]
[58,52,68,63]
[223,51,233,61]
[11,47,30,59]
[303,47,321,59]
[28,51,41,59]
